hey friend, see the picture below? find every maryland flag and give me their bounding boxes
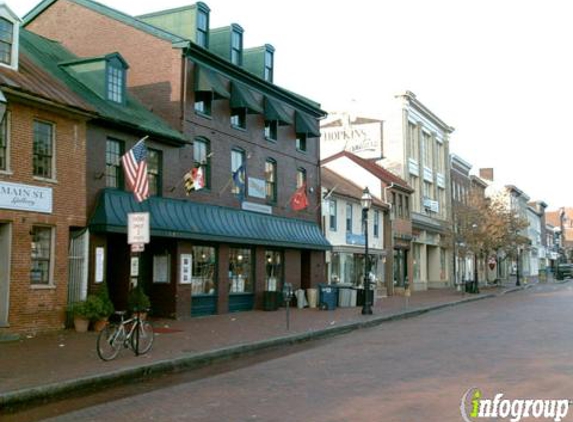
[290,183,309,211]
[184,165,205,194]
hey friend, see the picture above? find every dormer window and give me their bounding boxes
[0,4,20,70]
[106,55,128,104]
[196,6,209,48]
[0,18,13,66]
[231,26,243,66]
[264,48,273,82]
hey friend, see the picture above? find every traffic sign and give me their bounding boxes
[131,243,145,253]
[128,212,150,244]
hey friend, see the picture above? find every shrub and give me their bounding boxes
[127,285,150,312]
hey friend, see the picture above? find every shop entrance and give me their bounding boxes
[0,223,11,327]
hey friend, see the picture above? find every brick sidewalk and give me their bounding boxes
[0,287,520,406]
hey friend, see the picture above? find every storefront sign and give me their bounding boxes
[180,254,192,284]
[248,178,266,199]
[0,181,52,213]
[127,212,150,244]
[242,201,272,215]
[95,247,105,283]
[346,233,365,246]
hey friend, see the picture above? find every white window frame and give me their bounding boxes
[0,111,11,174]
[0,5,20,71]
[32,119,57,182]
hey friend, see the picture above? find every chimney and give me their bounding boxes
[479,168,494,182]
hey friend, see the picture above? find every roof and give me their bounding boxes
[90,189,331,250]
[20,29,186,144]
[545,211,562,227]
[321,168,387,209]
[321,151,414,193]
[23,0,326,119]
[0,47,92,113]
[23,0,186,43]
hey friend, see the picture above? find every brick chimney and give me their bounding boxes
[479,168,494,182]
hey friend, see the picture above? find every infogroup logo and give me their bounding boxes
[460,388,570,422]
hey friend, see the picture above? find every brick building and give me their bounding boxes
[0,4,91,333]
[25,0,329,317]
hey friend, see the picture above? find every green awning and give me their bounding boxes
[230,81,263,114]
[295,111,321,138]
[195,65,230,99]
[264,97,293,126]
[89,189,331,250]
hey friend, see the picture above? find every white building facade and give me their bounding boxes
[379,91,454,290]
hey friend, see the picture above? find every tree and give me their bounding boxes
[453,190,529,288]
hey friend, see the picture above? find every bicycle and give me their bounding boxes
[96,310,154,361]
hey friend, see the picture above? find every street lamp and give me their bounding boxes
[516,246,521,286]
[361,187,373,315]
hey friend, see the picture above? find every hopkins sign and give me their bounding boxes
[0,181,53,213]
[320,116,383,160]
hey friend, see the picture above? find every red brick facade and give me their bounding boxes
[0,99,87,333]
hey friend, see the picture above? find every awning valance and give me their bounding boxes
[89,189,331,250]
[295,111,321,138]
[195,65,230,99]
[264,97,293,126]
[230,81,263,114]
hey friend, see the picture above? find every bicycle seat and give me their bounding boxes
[115,310,127,316]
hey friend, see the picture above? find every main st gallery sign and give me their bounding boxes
[0,181,53,213]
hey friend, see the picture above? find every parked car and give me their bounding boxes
[555,263,573,280]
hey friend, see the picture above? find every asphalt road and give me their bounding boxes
[10,282,573,421]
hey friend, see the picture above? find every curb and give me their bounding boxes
[0,292,498,410]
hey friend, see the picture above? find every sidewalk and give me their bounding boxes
[0,285,526,409]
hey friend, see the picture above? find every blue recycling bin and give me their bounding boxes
[318,284,338,310]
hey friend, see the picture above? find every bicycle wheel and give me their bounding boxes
[97,323,123,361]
[131,320,154,355]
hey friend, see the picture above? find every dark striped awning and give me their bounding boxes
[89,189,331,250]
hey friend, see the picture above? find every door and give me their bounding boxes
[0,223,12,327]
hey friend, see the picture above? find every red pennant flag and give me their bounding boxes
[290,183,308,211]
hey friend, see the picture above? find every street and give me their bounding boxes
[9,282,573,422]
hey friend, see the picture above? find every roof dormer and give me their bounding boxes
[0,3,21,71]
[210,23,244,66]
[137,2,211,48]
[244,44,274,83]
[60,52,129,105]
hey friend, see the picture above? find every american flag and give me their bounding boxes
[122,137,149,202]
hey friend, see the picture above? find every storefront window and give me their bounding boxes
[265,250,283,291]
[229,248,253,293]
[191,246,216,295]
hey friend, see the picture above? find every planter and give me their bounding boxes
[73,316,90,333]
[93,319,108,332]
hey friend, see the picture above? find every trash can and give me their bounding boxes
[295,289,308,309]
[263,291,280,311]
[318,284,338,310]
[338,284,355,307]
[306,288,318,308]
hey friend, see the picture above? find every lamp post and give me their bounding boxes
[516,246,521,286]
[361,187,373,315]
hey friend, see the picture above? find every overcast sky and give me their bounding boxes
[12,0,573,210]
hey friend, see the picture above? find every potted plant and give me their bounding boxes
[70,301,90,333]
[127,285,150,319]
[92,283,115,332]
